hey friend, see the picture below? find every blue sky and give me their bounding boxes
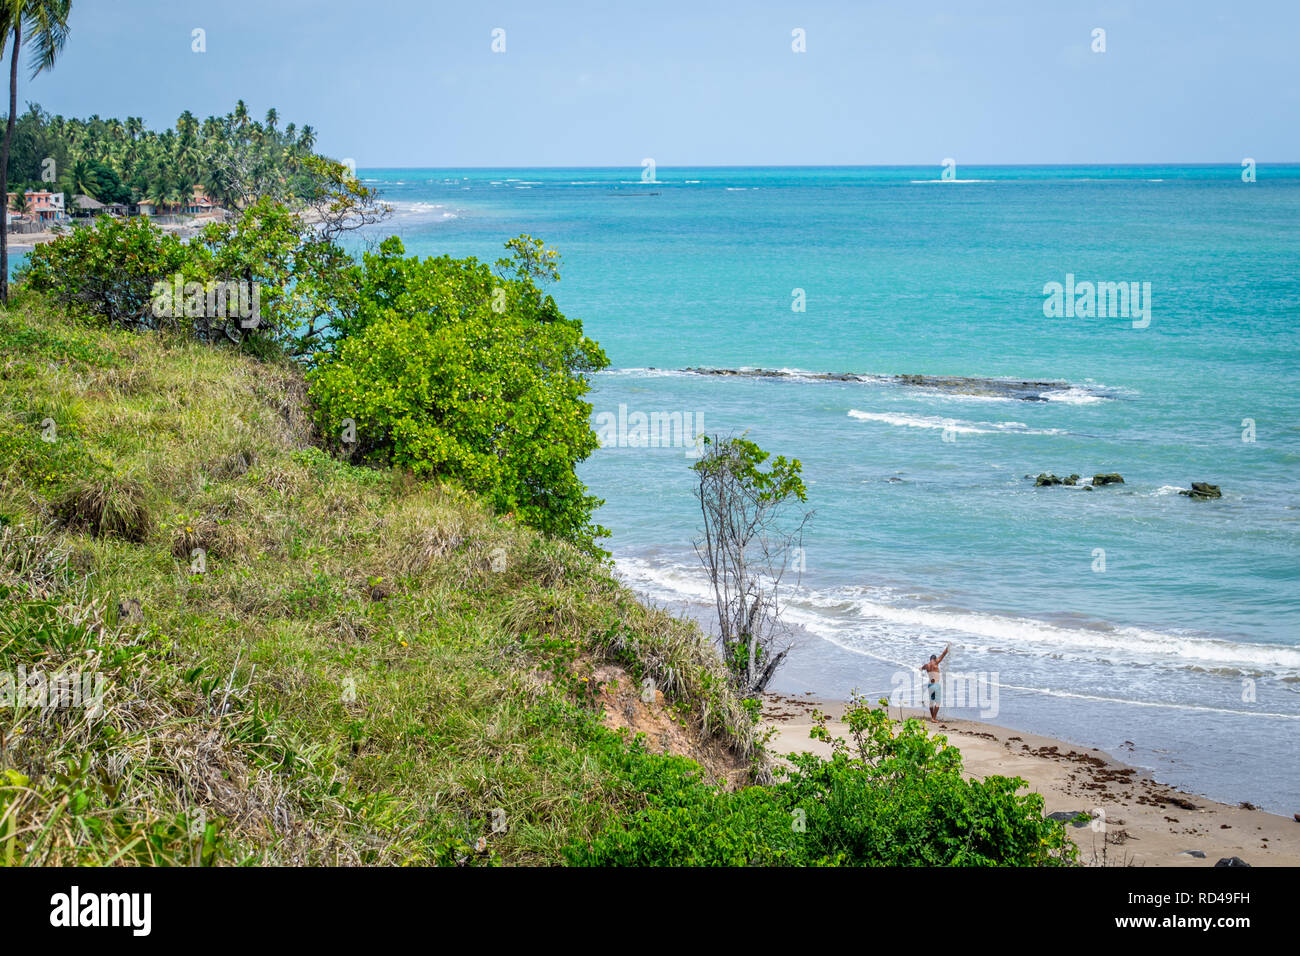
[26,0,1300,167]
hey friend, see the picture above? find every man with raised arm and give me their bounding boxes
[920,644,951,722]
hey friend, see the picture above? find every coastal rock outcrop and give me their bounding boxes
[1032,472,1121,488]
[1035,473,1073,486]
[1179,482,1222,500]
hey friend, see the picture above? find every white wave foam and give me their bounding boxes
[833,595,1300,672]
[615,556,1300,680]
[617,556,715,602]
[1041,387,1106,405]
[383,200,459,222]
[848,409,1065,436]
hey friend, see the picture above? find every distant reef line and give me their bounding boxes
[667,367,1116,402]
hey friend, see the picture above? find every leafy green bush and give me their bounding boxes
[194,194,361,355]
[19,215,203,329]
[567,696,1077,866]
[308,236,610,548]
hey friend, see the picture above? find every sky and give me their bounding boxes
[24,0,1300,167]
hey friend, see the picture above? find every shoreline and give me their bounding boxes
[763,692,1300,866]
[6,203,388,252]
[6,216,217,251]
[618,558,1297,816]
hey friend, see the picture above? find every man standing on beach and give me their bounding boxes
[920,644,951,722]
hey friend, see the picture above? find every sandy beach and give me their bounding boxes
[764,692,1300,867]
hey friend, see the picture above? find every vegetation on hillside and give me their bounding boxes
[0,296,757,864]
[20,179,607,544]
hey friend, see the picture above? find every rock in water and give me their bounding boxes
[1092,473,1125,485]
[1035,473,1064,486]
[1180,482,1222,500]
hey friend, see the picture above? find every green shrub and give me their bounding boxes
[17,196,354,356]
[308,236,610,548]
[567,697,1077,866]
[19,215,204,329]
[194,195,361,355]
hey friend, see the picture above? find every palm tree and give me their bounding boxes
[0,0,71,304]
[65,157,99,198]
[161,173,186,211]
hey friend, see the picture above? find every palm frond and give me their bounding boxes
[23,0,71,78]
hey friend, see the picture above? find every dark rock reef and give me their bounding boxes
[677,367,1118,402]
[1033,472,1120,488]
[1026,473,1226,501]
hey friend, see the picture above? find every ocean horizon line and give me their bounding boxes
[355,161,1300,170]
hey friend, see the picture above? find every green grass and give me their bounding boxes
[0,294,760,866]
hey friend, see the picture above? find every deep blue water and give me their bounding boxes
[351,166,1300,812]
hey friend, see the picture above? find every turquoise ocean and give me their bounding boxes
[353,166,1299,812]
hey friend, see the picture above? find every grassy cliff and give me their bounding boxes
[0,293,759,865]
